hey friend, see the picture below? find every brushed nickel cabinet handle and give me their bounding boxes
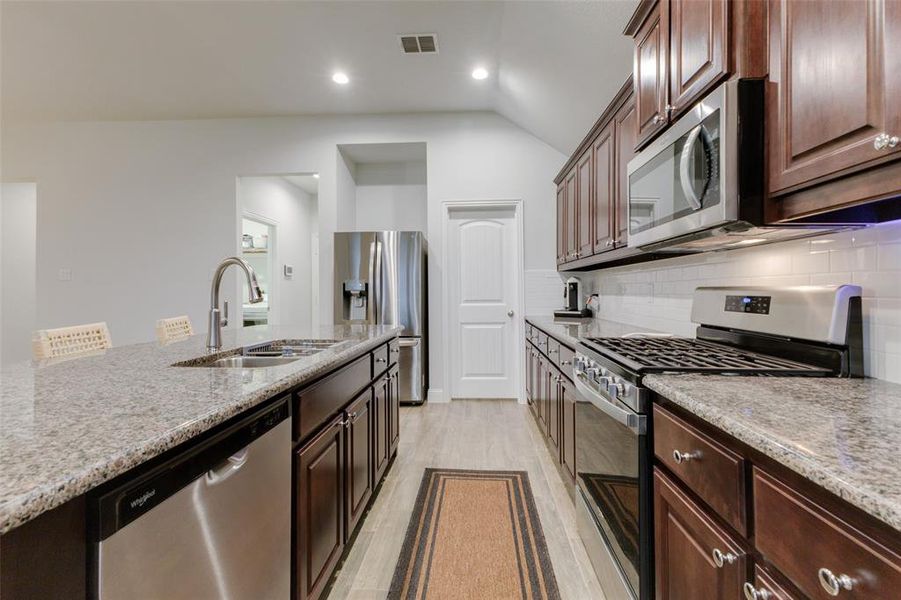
[712,548,737,568]
[743,583,770,600]
[874,133,899,150]
[561,360,571,366]
[673,449,700,464]
[652,114,664,124]
[818,567,854,596]
[376,357,387,363]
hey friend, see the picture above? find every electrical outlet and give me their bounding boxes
[284,265,294,279]
[58,268,72,281]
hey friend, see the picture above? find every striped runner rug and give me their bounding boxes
[388,468,561,600]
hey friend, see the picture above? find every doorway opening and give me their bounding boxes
[236,174,319,330]
[443,200,524,401]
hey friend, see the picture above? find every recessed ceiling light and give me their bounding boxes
[471,67,488,80]
[332,72,349,85]
[313,173,320,179]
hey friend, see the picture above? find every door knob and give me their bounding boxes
[507,310,515,317]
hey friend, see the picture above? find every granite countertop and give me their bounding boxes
[0,324,400,535]
[644,374,901,532]
[525,315,661,348]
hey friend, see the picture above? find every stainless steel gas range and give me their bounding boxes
[573,285,863,600]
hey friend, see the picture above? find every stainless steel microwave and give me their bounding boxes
[626,79,851,252]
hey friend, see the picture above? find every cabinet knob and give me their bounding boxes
[672,449,701,464]
[652,114,664,125]
[711,548,738,568]
[665,103,674,114]
[818,568,855,596]
[874,133,900,150]
[376,357,387,363]
[743,583,771,600]
[605,239,614,247]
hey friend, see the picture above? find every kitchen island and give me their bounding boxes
[0,323,401,599]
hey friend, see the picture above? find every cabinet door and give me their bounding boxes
[633,0,669,148]
[593,124,615,253]
[345,389,373,536]
[654,468,746,599]
[768,0,901,194]
[373,376,389,484]
[560,377,576,481]
[547,370,560,453]
[565,169,578,262]
[556,183,567,265]
[296,417,345,600]
[388,367,400,457]
[576,148,593,259]
[536,356,546,426]
[525,345,533,401]
[613,97,637,246]
[668,0,728,118]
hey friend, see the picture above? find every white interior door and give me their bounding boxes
[447,205,520,399]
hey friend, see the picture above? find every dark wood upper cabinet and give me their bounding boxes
[631,1,669,148]
[592,124,615,253]
[612,97,636,247]
[564,169,578,262]
[668,0,728,119]
[576,148,593,259]
[345,390,373,536]
[767,0,901,195]
[296,417,345,600]
[654,468,747,600]
[556,183,567,265]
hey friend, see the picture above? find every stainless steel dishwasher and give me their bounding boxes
[91,399,291,600]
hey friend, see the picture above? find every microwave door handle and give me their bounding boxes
[574,372,646,434]
[679,124,705,211]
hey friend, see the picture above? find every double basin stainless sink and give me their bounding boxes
[177,339,348,369]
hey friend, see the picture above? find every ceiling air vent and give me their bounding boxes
[399,34,438,54]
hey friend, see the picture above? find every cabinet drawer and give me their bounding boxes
[295,354,371,442]
[372,343,390,376]
[653,405,746,535]
[558,344,575,379]
[754,468,901,600]
[387,338,400,366]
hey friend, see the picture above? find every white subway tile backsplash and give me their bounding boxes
[582,220,901,384]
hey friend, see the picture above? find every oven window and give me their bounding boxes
[629,110,721,235]
[576,397,640,595]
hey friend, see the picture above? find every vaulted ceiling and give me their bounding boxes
[0,0,636,155]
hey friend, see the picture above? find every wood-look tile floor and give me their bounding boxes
[327,399,607,600]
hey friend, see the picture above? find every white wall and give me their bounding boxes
[336,150,358,232]
[239,176,318,329]
[1,112,565,396]
[581,220,901,384]
[354,162,427,232]
[0,183,37,365]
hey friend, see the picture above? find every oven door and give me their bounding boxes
[627,80,738,250]
[574,374,651,600]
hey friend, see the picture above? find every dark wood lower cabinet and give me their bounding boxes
[388,366,400,456]
[560,377,576,481]
[296,416,346,600]
[373,375,390,483]
[345,390,373,535]
[653,468,747,600]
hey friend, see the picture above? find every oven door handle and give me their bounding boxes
[574,372,646,435]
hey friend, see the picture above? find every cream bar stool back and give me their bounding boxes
[33,322,113,360]
[155,315,194,343]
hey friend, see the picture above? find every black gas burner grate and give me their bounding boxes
[581,336,831,375]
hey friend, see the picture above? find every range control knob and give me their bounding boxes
[607,382,626,398]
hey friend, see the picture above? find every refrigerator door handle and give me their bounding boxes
[398,338,419,347]
[367,241,378,323]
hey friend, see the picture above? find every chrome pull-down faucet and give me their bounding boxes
[207,257,264,351]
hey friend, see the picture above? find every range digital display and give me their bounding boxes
[724,295,771,314]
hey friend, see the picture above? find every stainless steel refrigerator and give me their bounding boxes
[334,231,427,404]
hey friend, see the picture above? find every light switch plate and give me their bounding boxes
[284,265,294,279]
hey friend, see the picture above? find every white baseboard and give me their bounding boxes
[427,388,448,403]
